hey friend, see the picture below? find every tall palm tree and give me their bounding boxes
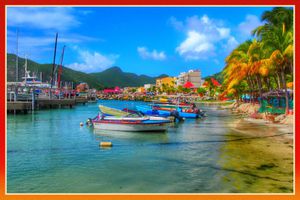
[253,7,293,113]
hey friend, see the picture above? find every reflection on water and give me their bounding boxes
[7,100,293,193]
[218,120,293,193]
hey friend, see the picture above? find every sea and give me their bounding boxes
[6,100,293,193]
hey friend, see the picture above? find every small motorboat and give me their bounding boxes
[99,105,171,120]
[136,105,199,118]
[91,113,171,132]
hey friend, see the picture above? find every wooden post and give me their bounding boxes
[32,87,35,111]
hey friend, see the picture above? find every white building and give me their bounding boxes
[144,84,155,91]
[176,69,202,88]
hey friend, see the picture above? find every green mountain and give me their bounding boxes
[7,54,168,89]
[90,67,167,88]
[7,53,103,89]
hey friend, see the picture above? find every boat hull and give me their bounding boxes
[93,121,169,132]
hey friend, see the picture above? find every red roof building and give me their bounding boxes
[183,81,194,88]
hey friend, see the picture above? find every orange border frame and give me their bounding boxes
[1,0,298,199]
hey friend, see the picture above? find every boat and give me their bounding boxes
[136,105,199,118]
[99,105,127,117]
[91,113,170,132]
[98,105,171,121]
[152,104,191,109]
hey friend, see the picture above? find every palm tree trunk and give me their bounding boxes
[247,77,254,103]
[256,75,263,99]
[276,72,282,89]
[290,62,293,76]
[280,70,289,114]
[273,75,280,90]
[264,77,271,91]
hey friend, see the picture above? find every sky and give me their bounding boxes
[6,6,274,77]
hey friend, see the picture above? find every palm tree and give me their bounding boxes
[253,7,293,113]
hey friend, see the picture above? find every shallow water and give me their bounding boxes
[7,100,293,193]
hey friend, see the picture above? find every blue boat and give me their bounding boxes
[136,105,199,119]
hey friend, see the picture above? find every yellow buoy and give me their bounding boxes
[99,142,112,147]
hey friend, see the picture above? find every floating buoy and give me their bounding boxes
[100,142,112,147]
[80,122,84,126]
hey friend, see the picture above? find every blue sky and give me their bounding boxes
[7,6,273,77]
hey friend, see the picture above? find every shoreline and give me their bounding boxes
[221,102,294,144]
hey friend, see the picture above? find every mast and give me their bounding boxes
[57,45,66,89]
[15,29,19,82]
[50,33,58,88]
[24,55,27,83]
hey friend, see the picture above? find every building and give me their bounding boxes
[144,84,155,91]
[156,77,176,88]
[137,87,146,93]
[176,70,202,88]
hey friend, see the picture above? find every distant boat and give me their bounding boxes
[20,57,51,88]
[136,105,200,118]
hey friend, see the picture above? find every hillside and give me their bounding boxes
[203,71,224,84]
[7,54,103,89]
[7,54,168,89]
[90,67,167,88]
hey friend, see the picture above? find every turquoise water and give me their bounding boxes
[7,100,293,193]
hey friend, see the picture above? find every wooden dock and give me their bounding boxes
[7,102,32,113]
[37,99,76,109]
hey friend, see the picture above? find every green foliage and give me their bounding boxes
[197,87,207,95]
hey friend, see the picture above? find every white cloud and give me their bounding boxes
[7,7,80,31]
[173,15,232,60]
[176,31,214,60]
[169,16,184,31]
[6,31,99,60]
[238,15,263,38]
[137,47,166,61]
[227,36,239,50]
[67,49,119,73]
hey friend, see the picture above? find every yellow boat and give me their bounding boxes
[99,105,127,117]
[159,98,168,103]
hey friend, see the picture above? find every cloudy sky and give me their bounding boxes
[7,6,271,77]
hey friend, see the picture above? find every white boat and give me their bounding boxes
[98,105,171,121]
[93,121,169,132]
[91,113,170,132]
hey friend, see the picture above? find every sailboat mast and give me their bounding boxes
[15,29,19,82]
[24,55,27,83]
[57,45,66,89]
[50,33,58,88]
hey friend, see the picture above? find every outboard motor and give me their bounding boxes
[170,110,184,122]
[86,118,93,126]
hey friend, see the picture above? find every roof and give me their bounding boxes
[183,81,194,88]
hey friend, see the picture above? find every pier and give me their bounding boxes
[7,83,91,114]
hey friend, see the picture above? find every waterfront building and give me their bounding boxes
[137,87,146,93]
[156,77,176,88]
[176,70,202,88]
[144,84,155,91]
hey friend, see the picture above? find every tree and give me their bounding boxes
[253,7,293,113]
[197,87,207,97]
